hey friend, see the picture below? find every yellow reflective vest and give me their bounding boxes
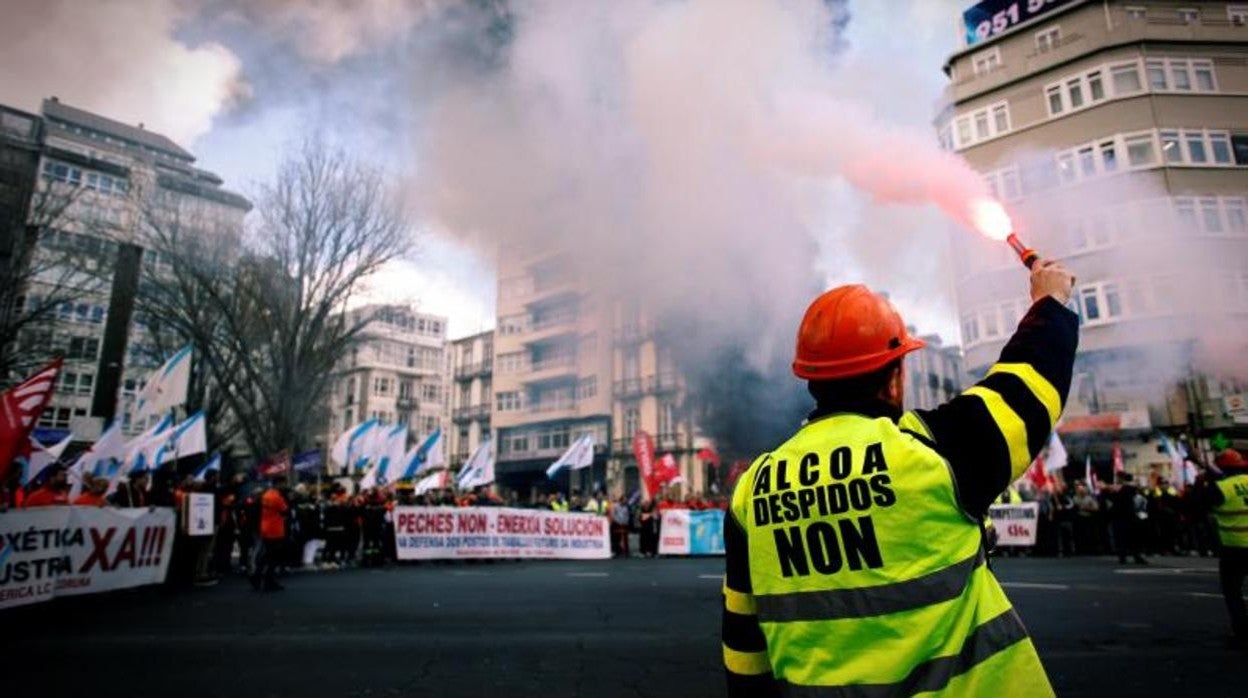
[1214,474,1248,549]
[728,413,1053,696]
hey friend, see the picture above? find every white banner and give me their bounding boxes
[0,507,175,610]
[392,506,609,560]
[186,493,215,537]
[988,502,1040,547]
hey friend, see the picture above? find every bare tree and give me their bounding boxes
[0,178,112,386]
[135,143,411,461]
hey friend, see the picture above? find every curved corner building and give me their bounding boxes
[937,1,1247,472]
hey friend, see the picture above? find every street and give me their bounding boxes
[2,556,1244,697]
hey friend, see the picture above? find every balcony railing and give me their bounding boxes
[614,373,680,398]
[611,433,688,455]
[395,396,417,410]
[452,404,490,422]
[454,361,493,381]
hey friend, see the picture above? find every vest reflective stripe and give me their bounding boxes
[777,609,1030,698]
[897,412,933,441]
[963,386,1031,477]
[1214,475,1248,548]
[724,645,772,675]
[757,548,985,623]
[724,583,758,615]
[987,363,1061,425]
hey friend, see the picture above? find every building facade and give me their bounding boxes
[491,250,705,499]
[449,330,493,467]
[4,97,250,439]
[322,305,449,470]
[902,327,965,412]
[938,1,1248,473]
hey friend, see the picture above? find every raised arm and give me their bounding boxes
[901,261,1079,519]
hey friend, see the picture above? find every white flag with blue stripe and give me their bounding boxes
[135,345,192,424]
[457,439,494,490]
[403,429,443,480]
[193,452,222,482]
[546,434,595,479]
[330,418,379,471]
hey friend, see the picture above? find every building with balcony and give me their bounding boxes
[449,330,492,467]
[937,0,1248,473]
[322,305,448,470]
[1,97,250,440]
[492,250,707,498]
[902,327,965,412]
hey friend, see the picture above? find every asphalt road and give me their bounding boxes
[2,555,1245,697]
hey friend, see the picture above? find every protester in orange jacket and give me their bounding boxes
[24,465,70,507]
[72,475,109,507]
[251,482,289,592]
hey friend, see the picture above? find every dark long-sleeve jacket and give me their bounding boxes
[723,296,1079,694]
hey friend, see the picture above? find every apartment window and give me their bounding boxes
[1175,198,1198,230]
[459,383,471,409]
[1200,198,1223,233]
[1193,60,1215,91]
[1146,60,1167,90]
[991,104,1009,133]
[1160,131,1182,163]
[658,401,676,435]
[496,391,521,412]
[620,405,640,439]
[1103,284,1123,318]
[1046,86,1064,115]
[1230,6,1248,24]
[1226,198,1248,233]
[1100,141,1118,172]
[1125,6,1146,20]
[1210,132,1233,164]
[1110,63,1142,93]
[971,48,1001,76]
[576,376,597,400]
[974,111,989,140]
[1125,133,1156,167]
[1035,26,1061,53]
[1067,78,1084,109]
[1171,60,1192,91]
[1057,153,1077,184]
[1078,146,1097,177]
[67,336,99,361]
[956,117,971,145]
[421,383,440,402]
[1088,71,1105,100]
[1080,287,1101,322]
[1186,131,1207,163]
[497,352,525,373]
[373,377,392,396]
[1177,8,1199,24]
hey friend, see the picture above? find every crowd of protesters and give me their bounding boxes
[995,469,1224,562]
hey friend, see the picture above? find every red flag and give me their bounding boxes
[1112,441,1124,475]
[259,449,292,478]
[1028,453,1049,490]
[656,453,684,488]
[0,358,63,481]
[696,447,721,467]
[632,430,656,498]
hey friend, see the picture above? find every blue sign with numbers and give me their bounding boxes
[963,0,1079,46]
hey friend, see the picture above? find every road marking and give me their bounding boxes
[1182,592,1223,600]
[1000,582,1069,590]
[1114,568,1217,576]
[698,574,723,580]
[566,572,609,578]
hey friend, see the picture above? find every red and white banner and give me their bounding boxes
[392,506,610,560]
[0,358,62,482]
[987,502,1040,547]
[0,506,175,610]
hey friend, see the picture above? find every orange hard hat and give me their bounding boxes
[1215,448,1246,468]
[792,284,926,380]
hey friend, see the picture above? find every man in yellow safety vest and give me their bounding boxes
[1199,448,1248,646]
[723,260,1077,696]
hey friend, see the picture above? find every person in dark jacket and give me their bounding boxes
[1108,473,1148,565]
[109,471,150,508]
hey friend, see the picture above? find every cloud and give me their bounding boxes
[0,0,248,147]
[212,0,449,64]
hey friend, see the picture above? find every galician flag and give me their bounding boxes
[69,421,126,499]
[457,439,495,490]
[546,434,595,479]
[330,418,379,471]
[152,411,208,467]
[193,452,222,482]
[402,429,443,480]
[134,345,192,424]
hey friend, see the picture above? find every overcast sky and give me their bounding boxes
[0,0,971,342]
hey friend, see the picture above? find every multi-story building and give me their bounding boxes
[449,330,493,467]
[902,327,964,412]
[937,1,1248,473]
[5,97,250,439]
[322,305,449,471]
[492,248,706,499]
[492,250,614,495]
